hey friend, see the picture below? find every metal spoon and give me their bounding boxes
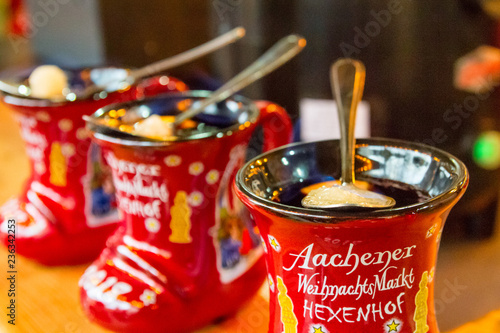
[85,34,307,141]
[0,27,246,102]
[301,58,396,210]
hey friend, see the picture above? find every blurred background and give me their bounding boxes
[4,0,499,240]
[1,0,500,331]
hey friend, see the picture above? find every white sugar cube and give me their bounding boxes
[133,115,174,139]
[29,65,68,99]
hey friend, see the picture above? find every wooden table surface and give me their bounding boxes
[0,107,497,333]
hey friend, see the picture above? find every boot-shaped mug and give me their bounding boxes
[235,139,468,333]
[79,91,293,332]
[0,68,186,265]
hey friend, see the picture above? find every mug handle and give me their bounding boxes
[255,101,293,152]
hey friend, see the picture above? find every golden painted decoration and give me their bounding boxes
[277,276,298,333]
[49,142,67,187]
[414,271,430,333]
[169,191,193,244]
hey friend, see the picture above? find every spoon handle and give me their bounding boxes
[128,27,246,82]
[174,34,306,125]
[0,80,25,96]
[331,58,366,185]
[78,27,246,100]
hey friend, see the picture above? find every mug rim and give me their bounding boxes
[0,66,129,107]
[235,138,469,221]
[2,91,98,107]
[90,90,261,147]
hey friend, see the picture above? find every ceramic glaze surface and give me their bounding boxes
[236,139,468,333]
[0,70,184,265]
[80,93,293,332]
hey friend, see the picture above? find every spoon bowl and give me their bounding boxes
[301,183,396,210]
[302,58,396,210]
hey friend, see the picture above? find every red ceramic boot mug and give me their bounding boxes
[0,68,185,265]
[79,91,293,332]
[235,139,468,333]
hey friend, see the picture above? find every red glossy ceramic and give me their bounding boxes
[79,92,293,332]
[0,70,185,265]
[235,139,468,333]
